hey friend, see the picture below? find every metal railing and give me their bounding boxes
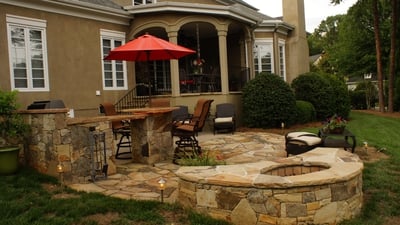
[115,84,150,112]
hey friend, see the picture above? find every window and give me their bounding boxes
[100,29,127,90]
[133,0,156,5]
[7,15,49,91]
[278,40,286,81]
[253,39,274,75]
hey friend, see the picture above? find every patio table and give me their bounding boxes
[318,128,356,153]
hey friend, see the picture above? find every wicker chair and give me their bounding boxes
[285,131,321,156]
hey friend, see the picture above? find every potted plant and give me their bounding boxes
[0,90,29,175]
[322,114,347,134]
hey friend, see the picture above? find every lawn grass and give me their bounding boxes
[1,110,400,225]
[289,111,400,224]
[338,111,400,225]
[0,168,231,225]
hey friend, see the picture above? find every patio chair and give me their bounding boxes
[285,131,321,156]
[99,102,132,159]
[213,103,235,134]
[172,99,213,163]
[171,105,190,124]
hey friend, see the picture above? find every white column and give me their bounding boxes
[218,30,229,94]
[168,31,180,97]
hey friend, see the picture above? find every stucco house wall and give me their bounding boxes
[0,0,309,123]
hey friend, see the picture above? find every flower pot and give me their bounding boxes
[0,146,20,175]
[328,127,345,134]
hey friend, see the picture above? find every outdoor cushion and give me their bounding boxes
[285,131,318,140]
[285,135,322,156]
[214,117,233,123]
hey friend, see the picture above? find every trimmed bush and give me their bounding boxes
[323,74,351,118]
[295,100,316,124]
[291,72,350,120]
[242,73,296,128]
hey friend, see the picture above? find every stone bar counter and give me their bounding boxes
[121,107,177,165]
[19,108,146,183]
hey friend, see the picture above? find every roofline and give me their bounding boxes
[124,2,263,25]
[0,0,132,25]
[254,20,294,35]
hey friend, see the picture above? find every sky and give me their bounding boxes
[243,0,357,32]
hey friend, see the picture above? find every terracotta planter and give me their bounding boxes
[0,146,20,175]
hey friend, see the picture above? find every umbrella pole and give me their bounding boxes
[146,51,152,107]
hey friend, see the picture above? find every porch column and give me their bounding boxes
[168,31,180,97]
[218,29,229,94]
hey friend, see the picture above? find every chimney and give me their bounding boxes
[282,0,310,82]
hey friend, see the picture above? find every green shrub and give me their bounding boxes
[295,100,316,124]
[323,74,351,118]
[291,72,350,120]
[350,90,367,109]
[242,73,296,128]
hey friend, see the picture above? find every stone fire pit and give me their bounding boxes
[176,147,363,225]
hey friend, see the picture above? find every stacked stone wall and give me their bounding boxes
[178,174,362,225]
[21,110,116,183]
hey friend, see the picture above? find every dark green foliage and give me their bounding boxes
[353,81,378,109]
[242,73,296,128]
[291,72,350,120]
[295,100,316,124]
[349,90,367,109]
[291,72,334,120]
[394,78,400,111]
[323,74,351,118]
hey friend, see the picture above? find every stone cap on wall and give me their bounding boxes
[66,114,147,125]
[176,148,364,188]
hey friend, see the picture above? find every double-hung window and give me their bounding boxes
[101,29,127,90]
[253,39,274,75]
[7,15,49,91]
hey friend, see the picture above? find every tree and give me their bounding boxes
[388,0,398,112]
[330,0,399,112]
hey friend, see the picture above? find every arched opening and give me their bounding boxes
[178,22,220,93]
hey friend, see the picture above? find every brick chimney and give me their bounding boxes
[282,0,310,83]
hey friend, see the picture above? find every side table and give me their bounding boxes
[318,128,356,153]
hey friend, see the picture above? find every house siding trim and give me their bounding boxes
[0,0,132,25]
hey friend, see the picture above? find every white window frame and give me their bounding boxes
[133,0,156,5]
[253,39,274,75]
[100,29,127,90]
[6,14,49,92]
[278,39,286,81]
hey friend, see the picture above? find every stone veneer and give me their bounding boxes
[19,108,173,183]
[176,148,363,225]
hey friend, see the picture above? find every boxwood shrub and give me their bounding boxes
[291,72,350,120]
[242,73,296,128]
[295,100,316,124]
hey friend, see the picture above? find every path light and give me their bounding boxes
[57,162,64,186]
[363,141,368,153]
[281,122,285,134]
[158,177,166,203]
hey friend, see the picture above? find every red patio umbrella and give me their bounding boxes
[104,33,195,106]
[104,33,196,61]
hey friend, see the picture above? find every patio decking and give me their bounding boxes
[68,131,287,202]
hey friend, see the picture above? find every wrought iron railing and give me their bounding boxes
[114,84,150,112]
